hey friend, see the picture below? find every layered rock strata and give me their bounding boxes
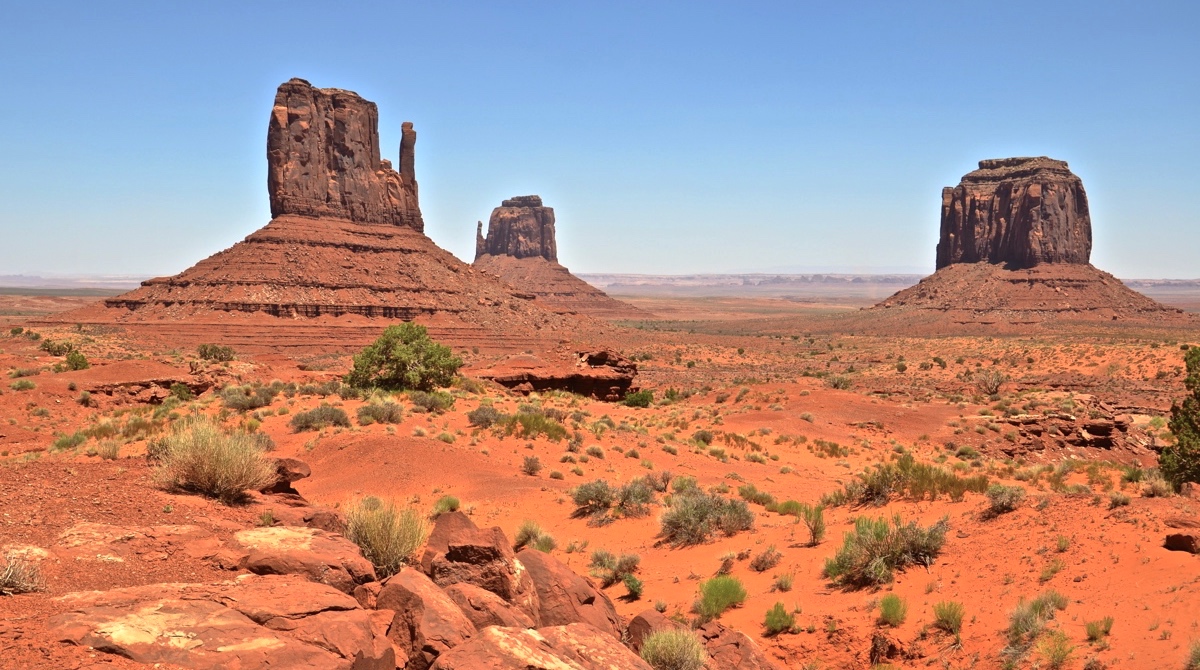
[936,157,1090,269]
[473,196,644,318]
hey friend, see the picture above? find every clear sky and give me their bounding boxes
[1,1,1197,278]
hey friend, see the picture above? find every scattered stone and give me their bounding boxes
[697,620,782,670]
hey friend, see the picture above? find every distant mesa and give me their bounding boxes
[473,196,644,319]
[874,156,1192,329]
[42,78,593,354]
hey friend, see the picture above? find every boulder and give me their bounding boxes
[376,568,476,670]
[443,583,536,630]
[697,620,782,670]
[227,526,376,594]
[422,512,539,619]
[1165,533,1199,554]
[268,78,423,231]
[627,608,685,653]
[49,574,393,670]
[516,548,622,637]
[430,624,649,670]
[936,157,1091,269]
[261,457,312,494]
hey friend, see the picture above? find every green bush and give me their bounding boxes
[9,379,35,391]
[513,520,549,550]
[986,484,1026,515]
[467,404,505,428]
[504,411,568,441]
[40,339,75,356]
[407,390,455,414]
[197,344,235,361]
[357,402,403,425]
[615,479,656,517]
[344,323,462,391]
[692,429,714,445]
[289,405,350,432]
[763,602,794,635]
[1006,590,1068,650]
[933,600,965,634]
[1085,616,1114,641]
[623,389,654,408]
[345,497,428,578]
[521,455,542,476]
[431,495,460,516]
[639,630,706,670]
[878,593,907,626]
[623,573,643,600]
[52,431,87,451]
[589,550,641,587]
[1163,347,1200,488]
[572,480,616,518]
[169,383,195,401]
[153,417,276,503]
[822,453,988,507]
[659,490,754,546]
[749,545,782,572]
[694,575,747,619]
[220,384,279,411]
[64,350,89,371]
[822,515,948,588]
[799,503,826,546]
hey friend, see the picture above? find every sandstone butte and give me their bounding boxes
[39,79,614,355]
[473,196,645,319]
[871,156,1195,331]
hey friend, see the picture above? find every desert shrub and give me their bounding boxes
[97,441,120,460]
[345,496,428,578]
[8,367,39,378]
[40,339,75,356]
[773,573,793,592]
[615,479,656,517]
[572,480,616,518]
[521,455,543,476]
[623,573,643,599]
[52,431,87,451]
[290,405,350,432]
[659,490,754,546]
[878,593,907,626]
[692,429,714,445]
[513,520,553,551]
[824,453,988,507]
[1187,642,1200,670]
[154,417,276,503]
[1163,347,1200,489]
[738,483,775,507]
[220,384,279,411]
[623,389,654,408]
[197,344,235,361]
[169,383,194,401]
[532,533,557,553]
[64,350,89,371]
[590,550,641,587]
[586,445,605,459]
[822,515,948,588]
[0,555,45,595]
[975,369,1007,395]
[1006,590,1068,651]
[431,495,460,516]
[799,503,826,546]
[933,600,965,634]
[407,390,455,414]
[1085,616,1114,641]
[986,484,1027,515]
[695,575,747,619]
[345,323,462,391]
[639,629,706,670]
[1108,491,1131,508]
[750,545,782,572]
[763,602,794,635]
[357,402,403,425]
[505,411,568,441]
[827,375,851,390]
[467,404,505,428]
[1038,630,1074,669]
[9,379,35,391]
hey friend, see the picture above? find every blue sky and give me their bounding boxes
[1,1,1196,278]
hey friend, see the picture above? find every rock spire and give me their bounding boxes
[475,196,557,262]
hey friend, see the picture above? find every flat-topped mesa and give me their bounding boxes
[475,195,557,261]
[267,78,424,231]
[936,156,1090,270]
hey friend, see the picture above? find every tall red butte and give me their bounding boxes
[45,79,601,353]
[873,156,1193,331]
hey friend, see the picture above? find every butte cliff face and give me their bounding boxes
[47,79,605,353]
[870,156,1190,331]
[936,157,1091,269]
[475,196,557,262]
[472,196,643,319]
[268,78,423,231]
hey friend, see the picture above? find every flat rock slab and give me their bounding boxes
[227,526,376,593]
[49,574,394,670]
[57,522,222,564]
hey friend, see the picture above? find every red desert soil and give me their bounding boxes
[3,292,1199,669]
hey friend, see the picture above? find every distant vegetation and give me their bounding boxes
[197,344,235,362]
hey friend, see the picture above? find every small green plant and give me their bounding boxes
[1187,641,1200,670]
[1038,630,1074,669]
[467,404,504,428]
[763,602,794,635]
[623,573,644,600]
[986,484,1026,515]
[878,593,907,627]
[513,520,546,550]
[1085,616,1114,642]
[197,344,235,361]
[64,350,89,371]
[589,549,641,587]
[933,600,965,634]
[639,629,706,670]
[532,533,557,553]
[407,390,455,414]
[623,389,654,408]
[798,503,826,546]
[9,379,35,391]
[357,402,403,425]
[521,455,543,476]
[169,383,194,401]
[659,490,754,546]
[773,573,793,592]
[749,545,782,572]
[289,405,350,432]
[345,496,428,578]
[432,495,460,516]
[344,323,462,391]
[695,575,747,619]
[823,515,948,587]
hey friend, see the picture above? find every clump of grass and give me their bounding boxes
[431,495,460,516]
[521,455,543,476]
[0,555,45,595]
[407,390,455,414]
[466,404,504,428]
[823,515,948,588]
[1038,630,1074,669]
[1006,590,1068,652]
[694,574,747,619]
[345,497,428,578]
[932,600,965,634]
[878,593,907,627]
[590,550,640,587]
[154,417,276,503]
[763,602,794,636]
[749,545,782,572]
[639,629,706,670]
[1108,491,1131,508]
[1085,616,1114,642]
[1187,641,1200,670]
[220,384,279,411]
[986,484,1027,516]
[9,379,35,391]
[659,489,754,546]
[772,573,793,592]
[357,402,403,425]
[623,573,643,600]
[822,453,988,507]
[290,405,350,432]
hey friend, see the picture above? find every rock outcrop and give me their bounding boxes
[473,195,645,319]
[475,196,557,261]
[471,349,638,401]
[268,78,423,231]
[936,157,1091,269]
[43,80,597,354]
